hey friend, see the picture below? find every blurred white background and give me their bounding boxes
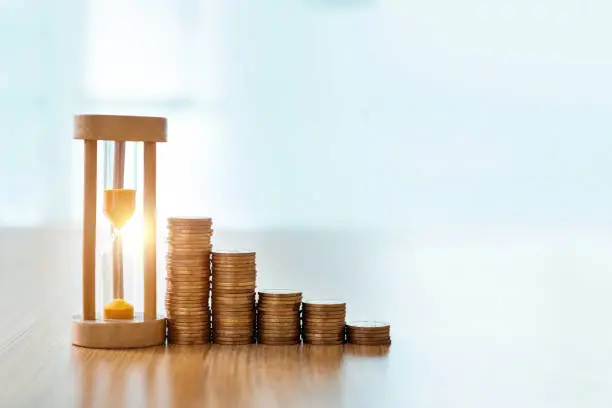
[2,1,612,406]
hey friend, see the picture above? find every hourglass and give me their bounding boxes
[72,114,167,349]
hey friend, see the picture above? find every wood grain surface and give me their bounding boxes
[0,314,392,408]
[3,227,610,407]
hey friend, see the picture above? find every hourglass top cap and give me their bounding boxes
[74,114,167,143]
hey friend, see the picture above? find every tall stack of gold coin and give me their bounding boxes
[301,300,346,345]
[256,289,302,345]
[346,321,391,345]
[165,217,213,345]
[210,250,257,345]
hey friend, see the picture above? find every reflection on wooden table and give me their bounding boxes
[72,344,390,408]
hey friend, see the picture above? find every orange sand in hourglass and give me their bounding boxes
[103,188,136,319]
[103,189,136,230]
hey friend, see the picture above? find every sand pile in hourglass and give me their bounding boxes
[165,217,213,345]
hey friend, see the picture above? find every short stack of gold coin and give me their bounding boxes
[257,289,302,345]
[301,299,346,345]
[211,250,257,345]
[165,217,213,345]
[346,321,391,345]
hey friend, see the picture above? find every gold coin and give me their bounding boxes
[212,332,254,338]
[301,316,345,323]
[301,323,345,331]
[259,298,301,304]
[166,262,209,269]
[166,284,210,290]
[212,294,255,301]
[212,310,255,317]
[212,249,255,255]
[346,321,390,329]
[168,330,210,336]
[167,316,210,323]
[212,326,254,332]
[258,316,300,322]
[168,244,211,249]
[211,256,255,262]
[167,239,212,245]
[212,333,254,340]
[212,275,256,281]
[168,216,213,222]
[167,227,213,233]
[257,319,300,326]
[167,311,209,318]
[346,328,390,336]
[347,334,391,341]
[167,242,212,247]
[168,323,210,329]
[212,263,256,269]
[166,294,209,301]
[303,339,344,346]
[211,300,254,307]
[303,331,345,339]
[168,339,210,345]
[166,275,210,282]
[302,312,346,319]
[303,299,345,307]
[166,257,210,263]
[166,288,209,295]
[165,298,209,304]
[167,225,213,231]
[212,317,255,324]
[347,339,391,346]
[212,288,256,295]
[212,267,256,272]
[257,332,300,339]
[302,307,346,314]
[166,273,210,279]
[168,320,210,327]
[257,331,300,339]
[302,323,345,331]
[212,308,254,315]
[166,276,210,282]
[212,339,253,345]
[258,289,302,296]
[212,316,255,322]
[257,318,300,325]
[346,334,391,342]
[212,284,256,291]
[165,296,208,302]
[166,305,209,312]
[258,305,300,312]
[211,300,254,306]
[257,339,301,344]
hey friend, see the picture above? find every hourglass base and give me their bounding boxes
[72,313,166,349]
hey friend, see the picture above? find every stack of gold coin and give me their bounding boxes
[257,289,302,345]
[210,250,257,345]
[165,217,213,345]
[301,299,346,345]
[346,321,391,345]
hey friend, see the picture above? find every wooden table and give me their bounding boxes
[3,228,612,407]
[0,316,395,407]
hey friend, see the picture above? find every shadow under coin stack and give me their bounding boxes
[301,300,346,345]
[211,250,257,345]
[165,217,213,345]
[346,321,391,346]
[256,290,302,345]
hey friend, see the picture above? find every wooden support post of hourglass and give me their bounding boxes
[82,139,97,321]
[143,141,157,321]
[72,114,168,349]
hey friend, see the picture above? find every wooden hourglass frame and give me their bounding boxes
[72,114,167,349]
